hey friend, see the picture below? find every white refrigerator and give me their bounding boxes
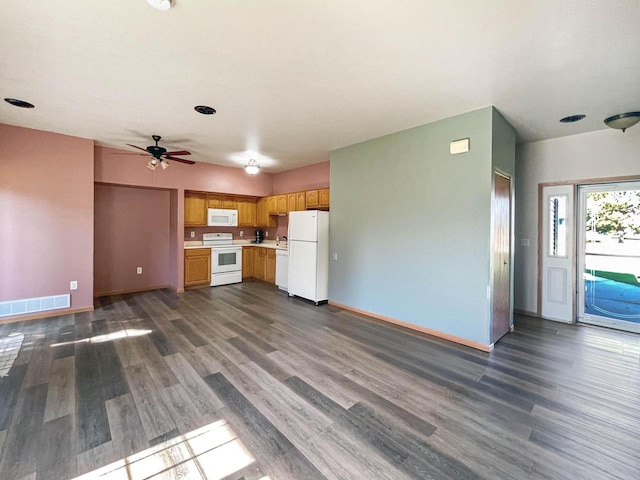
[287,210,329,304]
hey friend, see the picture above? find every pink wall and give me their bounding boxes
[95,147,273,196]
[94,185,171,296]
[272,161,330,194]
[95,146,275,290]
[0,123,94,310]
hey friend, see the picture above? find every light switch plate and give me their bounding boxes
[70,281,78,290]
[450,138,470,155]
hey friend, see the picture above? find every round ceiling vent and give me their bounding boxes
[195,105,216,115]
[4,98,35,108]
[559,114,586,123]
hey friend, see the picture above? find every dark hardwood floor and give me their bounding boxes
[0,282,639,479]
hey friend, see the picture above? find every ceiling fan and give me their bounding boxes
[125,135,196,170]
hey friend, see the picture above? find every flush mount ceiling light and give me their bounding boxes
[244,158,260,175]
[195,105,216,115]
[4,98,35,108]
[603,112,640,133]
[559,114,586,123]
[147,0,172,11]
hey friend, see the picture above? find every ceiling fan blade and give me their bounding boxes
[164,155,196,165]
[126,144,149,153]
[164,150,191,156]
[111,152,149,156]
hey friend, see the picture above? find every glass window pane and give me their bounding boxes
[549,195,567,257]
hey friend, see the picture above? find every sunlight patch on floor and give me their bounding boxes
[0,333,24,377]
[73,419,257,480]
[51,329,152,348]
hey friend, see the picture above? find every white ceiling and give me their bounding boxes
[1,1,639,173]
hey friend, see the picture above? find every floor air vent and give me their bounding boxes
[0,294,70,318]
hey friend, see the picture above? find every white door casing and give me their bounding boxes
[541,184,574,322]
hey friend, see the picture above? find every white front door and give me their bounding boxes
[541,185,574,322]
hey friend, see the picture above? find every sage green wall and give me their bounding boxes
[491,108,517,332]
[330,107,499,346]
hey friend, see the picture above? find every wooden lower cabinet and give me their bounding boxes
[184,248,211,287]
[242,247,276,285]
[242,247,254,279]
[266,249,276,283]
[255,247,267,281]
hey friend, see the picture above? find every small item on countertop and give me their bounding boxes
[276,235,280,245]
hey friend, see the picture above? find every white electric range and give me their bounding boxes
[202,233,243,286]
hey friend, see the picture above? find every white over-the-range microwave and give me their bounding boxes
[207,208,238,227]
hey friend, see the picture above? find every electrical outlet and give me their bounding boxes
[240,231,244,237]
[70,280,78,290]
[136,267,142,274]
[333,253,338,261]
[265,231,269,237]
[190,231,195,238]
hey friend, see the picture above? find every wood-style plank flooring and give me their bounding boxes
[1,282,639,479]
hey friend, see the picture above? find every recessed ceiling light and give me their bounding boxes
[559,114,586,123]
[195,105,216,115]
[147,0,172,11]
[4,98,35,109]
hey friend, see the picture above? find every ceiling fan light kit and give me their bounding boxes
[603,112,640,132]
[244,158,260,175]
[127,135,195,171]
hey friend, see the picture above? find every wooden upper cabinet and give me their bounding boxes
[185,192,208,226]
[237,197,257,227]
[277,194,288,214]
[256,197,276,228]
[207,194,223,209]
[267,196,278,215]
[306,190,319,208]
[319,188,330,208]
[208,194,237,210]
[287,193,297,213]
[295,191,306,211]
[223,196,237,209]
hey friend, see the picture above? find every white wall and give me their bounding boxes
[515,127,640,314]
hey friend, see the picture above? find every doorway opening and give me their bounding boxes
[577,182,640,333]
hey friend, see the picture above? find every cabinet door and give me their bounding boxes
[237,198,257,227]
[319,188,330,208]
[267,196,278,215]
[277,195,288,214]
[185,193,208,226]
[223,196,237,209]
[287,193,297,213]
[184,249,211,286]
[242,247,254,278]
[266,249,276,284]
[306,190,319,208]
[296,192,306,211]
[207,194,224,209]
[255,248,267,280]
